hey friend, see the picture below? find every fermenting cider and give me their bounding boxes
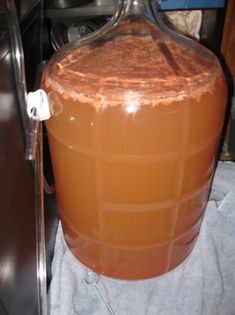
[43,17,227,279]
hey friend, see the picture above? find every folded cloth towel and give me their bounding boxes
[165,10,202,39]
[48,161,235,315]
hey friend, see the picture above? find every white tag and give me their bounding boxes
[27,89,51,121]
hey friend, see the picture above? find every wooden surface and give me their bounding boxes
[220,0,235,160]
[221,0,235,89]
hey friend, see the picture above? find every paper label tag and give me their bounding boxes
[27,89,51,121]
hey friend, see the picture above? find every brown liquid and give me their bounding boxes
[43,21,227,279]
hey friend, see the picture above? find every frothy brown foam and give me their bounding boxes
[43,28,222,109]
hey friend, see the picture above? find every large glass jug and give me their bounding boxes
[42,0,227,280]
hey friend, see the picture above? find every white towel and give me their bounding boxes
[48,161,235,315]
[166,10,202,40]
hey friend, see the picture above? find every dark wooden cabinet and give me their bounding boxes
[0,20,39,315]
[220,0,235,159]
[0,1,45,314]
[221,0,235,91]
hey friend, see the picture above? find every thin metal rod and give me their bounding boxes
[86,271,116,315]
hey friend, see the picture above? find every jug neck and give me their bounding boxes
[118,0,161,26]
[123,0,151,15]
